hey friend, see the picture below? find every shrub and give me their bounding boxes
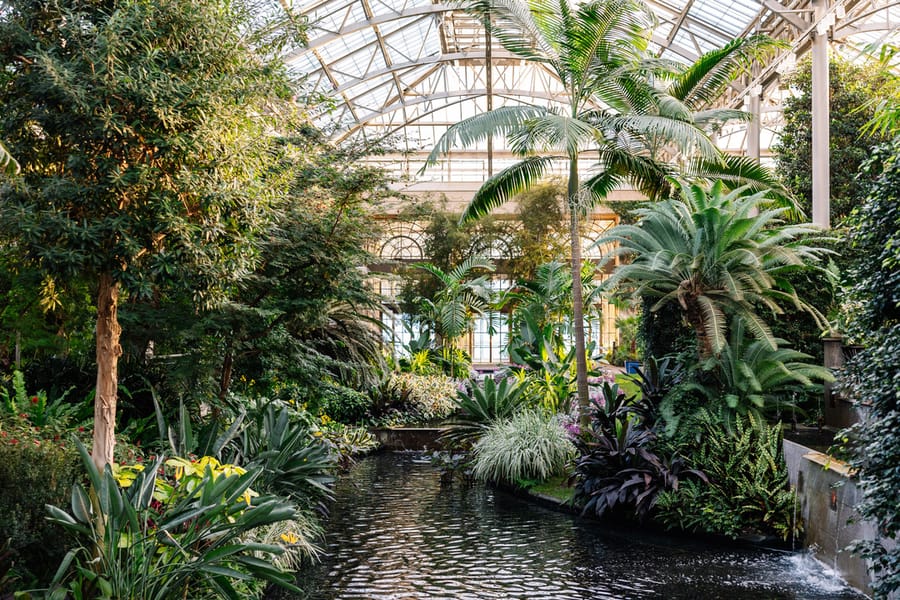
[387,372,457,422]
[654,411,799,540]
[0,423,81,586]
[47,442,301,600]
[472,410,575,485]
[318,382,372,424]
[572,383,705,522]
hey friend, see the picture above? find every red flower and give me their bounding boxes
[31,396,39,404]
[78,427,85,432]
[10,439,18,445]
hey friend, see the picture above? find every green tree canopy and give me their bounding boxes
[0,0,293,468]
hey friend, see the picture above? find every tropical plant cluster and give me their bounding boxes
[0,0,896,595]
[0,0,389,595]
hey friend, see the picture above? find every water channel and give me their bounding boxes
[290,452,865,599]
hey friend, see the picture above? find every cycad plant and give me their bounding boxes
[423,0,777,423]
[697,317,834,427]
[599,181,831,361]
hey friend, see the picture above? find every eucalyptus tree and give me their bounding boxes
[598,181,830,362]
[422,0,756,421]
[0,0,293,469]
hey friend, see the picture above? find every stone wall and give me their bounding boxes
[783,439,881,596]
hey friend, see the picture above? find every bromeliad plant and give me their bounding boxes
[46,440,301,600]
[573,384,706,521]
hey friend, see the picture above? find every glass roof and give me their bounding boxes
[269,0,900,178]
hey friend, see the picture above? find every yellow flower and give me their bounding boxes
[280,531,299,544]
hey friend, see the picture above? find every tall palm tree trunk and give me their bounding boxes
[568,158,591,427]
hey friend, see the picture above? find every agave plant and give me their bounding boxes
[443,376,529,446]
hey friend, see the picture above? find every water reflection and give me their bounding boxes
[288,453,863,599]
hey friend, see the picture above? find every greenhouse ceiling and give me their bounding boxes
[273,0,899,178]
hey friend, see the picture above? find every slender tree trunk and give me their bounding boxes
[93,273,122,472]
[568,158,591,428]
[219,338,234,400]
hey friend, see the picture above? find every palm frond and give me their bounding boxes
[669,35,784,109]
[507,111,598,156]
[463,0,560,61]
[422,105,550,168]
[460,155,558,223]
[685,154,795,211]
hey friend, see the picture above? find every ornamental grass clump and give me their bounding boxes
[472,410,575,485]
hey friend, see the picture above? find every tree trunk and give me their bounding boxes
[219,338,234,400]
[684,299,714,362]
[92,273,122,472]
[568,158,591,428]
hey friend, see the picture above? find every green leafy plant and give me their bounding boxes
[443,376,529,446]
[695,317,834,428]
[386,372,458,422]
[226,403,337,513]
[320,421,380,467]
[472,410,575,485]
[318,382,372,424]
[599,181,832,361]
[654,410,799,540]
[45,440,301,599]
[0,425,81,586]
[573,384,705,522]
[835,139,900,596]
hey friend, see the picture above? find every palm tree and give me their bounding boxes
[423,0,742,422]
[598,181,830,361]
[414,256,495,361]
[636,36,788,200]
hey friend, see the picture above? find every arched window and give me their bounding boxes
[469,232,516,261]
[381,235,423,260]
[581,218,616,259]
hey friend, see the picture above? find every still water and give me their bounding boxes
[292,452,865,599]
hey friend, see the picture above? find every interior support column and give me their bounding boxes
[812,0,831,228]
[485,23,493,178]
